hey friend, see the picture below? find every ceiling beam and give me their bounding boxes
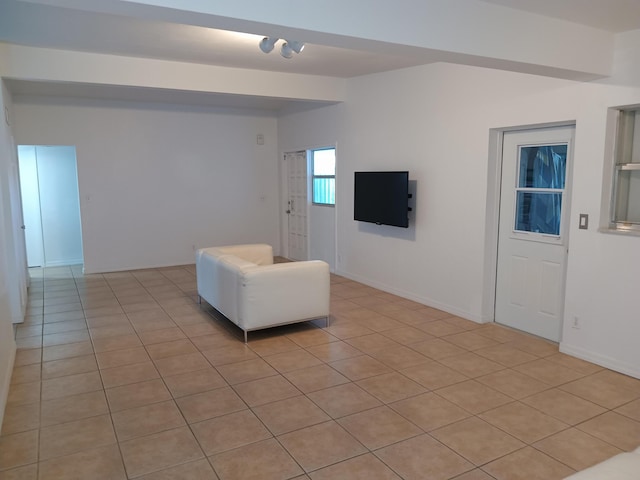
[18,0,615,80]
[0,44,347,103]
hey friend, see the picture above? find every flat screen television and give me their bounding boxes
[354,171,410,228]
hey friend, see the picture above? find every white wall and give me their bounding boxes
[278,33,640,378]
[561,30,640,377]
[309,203,336,271]
[0,81,18,430]
[13,98,281,273]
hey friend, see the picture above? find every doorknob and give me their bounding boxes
[286,210,291,214]
[20,225,25,230]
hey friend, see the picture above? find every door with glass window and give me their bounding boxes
[495,126,574,341]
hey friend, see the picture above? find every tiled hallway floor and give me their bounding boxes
[1,264,640,479]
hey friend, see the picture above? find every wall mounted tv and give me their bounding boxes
[354,171,410,228]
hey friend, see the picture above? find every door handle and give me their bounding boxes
[286,210,291,214]
[20,225,25,230]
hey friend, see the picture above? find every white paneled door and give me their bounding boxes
[495,126,575,341]
[285,151,308,261]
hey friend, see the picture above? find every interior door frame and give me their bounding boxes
[481,121,577,327]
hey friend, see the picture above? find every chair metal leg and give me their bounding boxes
[197,295,201,305]
[244,330,248,343]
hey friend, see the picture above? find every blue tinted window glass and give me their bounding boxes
[313,178,335,204]
[519,145,567,189]
[515,192,562,235]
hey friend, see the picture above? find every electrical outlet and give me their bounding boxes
[572,316,580,329]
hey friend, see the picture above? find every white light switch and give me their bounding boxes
[256,134,264,145]
[579,214,589,230]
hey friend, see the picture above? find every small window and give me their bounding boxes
[514,144,567,236]
[311,147,335,205]
[611,108,640,232]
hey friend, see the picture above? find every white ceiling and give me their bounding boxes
[2,0,640,110]
[480,0,640,33]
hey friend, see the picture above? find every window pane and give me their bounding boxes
[615,110,640,165]
[515,192,562,235]
[313,178,335,204]
[313,149,335,176]
[614,169,640,224]
[518,145,567,189]
[612,110,640,229]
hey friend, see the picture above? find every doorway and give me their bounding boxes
[495,126,575,342]
[284,148,337,270]
[18,145,83,268]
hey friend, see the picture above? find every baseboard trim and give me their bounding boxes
[334,268,485,324]
[83,260,196,275]
[0,338,17,432]
[560,342,640,379]
[44,258,84,268]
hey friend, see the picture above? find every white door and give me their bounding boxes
[495,126,574,341]
[285,151,308,261]
[17,146,45,267]
[8,139,28,323]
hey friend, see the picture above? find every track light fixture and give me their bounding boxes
[280,42,294,59]
[285,40,305,54]
[259,37,305,59]
[259,36,278,54]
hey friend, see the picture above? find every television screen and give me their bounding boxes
[354,171,409,228]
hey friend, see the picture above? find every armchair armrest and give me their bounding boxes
[238,260,330,330]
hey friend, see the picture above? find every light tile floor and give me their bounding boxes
[1,263,640,479]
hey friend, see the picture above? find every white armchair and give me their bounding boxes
[196,244,330,342]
